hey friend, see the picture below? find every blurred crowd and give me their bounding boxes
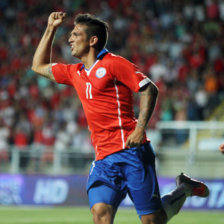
[0,0,224,165]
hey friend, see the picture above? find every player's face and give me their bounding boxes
[68,24,90,59]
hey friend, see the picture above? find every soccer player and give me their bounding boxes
[219,144,224,154]
[32,12,209,224]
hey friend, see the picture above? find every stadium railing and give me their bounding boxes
[1,121,224,177]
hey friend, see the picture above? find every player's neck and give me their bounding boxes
[81,49,99,70]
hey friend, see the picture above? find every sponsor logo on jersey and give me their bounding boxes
[96,67,106,78]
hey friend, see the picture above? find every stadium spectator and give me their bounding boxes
[0,119,10,161]
[13,127,30,170]
[31,11,210,224]
[29,125,45,172]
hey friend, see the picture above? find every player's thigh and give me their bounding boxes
[141,209,167,224]
[126,143,162,216]
[127,171,162,217]
[88,183,125,211]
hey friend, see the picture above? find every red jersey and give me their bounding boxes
[52,49,151,160]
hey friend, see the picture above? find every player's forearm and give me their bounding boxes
[136,82,158,131]
[32,25,56,72]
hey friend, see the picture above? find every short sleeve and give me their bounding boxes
[111,56,151,92]
[51,63,73,86]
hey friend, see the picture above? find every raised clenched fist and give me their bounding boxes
[48,12,66,28]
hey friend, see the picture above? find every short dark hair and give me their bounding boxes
[74,14,109,51]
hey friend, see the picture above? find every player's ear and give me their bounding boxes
[89,36,98,47]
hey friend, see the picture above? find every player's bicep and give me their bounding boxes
[32,64,56,82]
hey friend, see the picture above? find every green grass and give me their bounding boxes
[0,206,223,224]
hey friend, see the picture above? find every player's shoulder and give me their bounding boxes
[104,52,132,65]
[105,52,128,61]
[57,62,83,73]
[68,63,83,70]
[53,62,82,68]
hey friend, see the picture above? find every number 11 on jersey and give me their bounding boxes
[86,82,93,99]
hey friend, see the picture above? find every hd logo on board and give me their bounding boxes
[33,179,69,204]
